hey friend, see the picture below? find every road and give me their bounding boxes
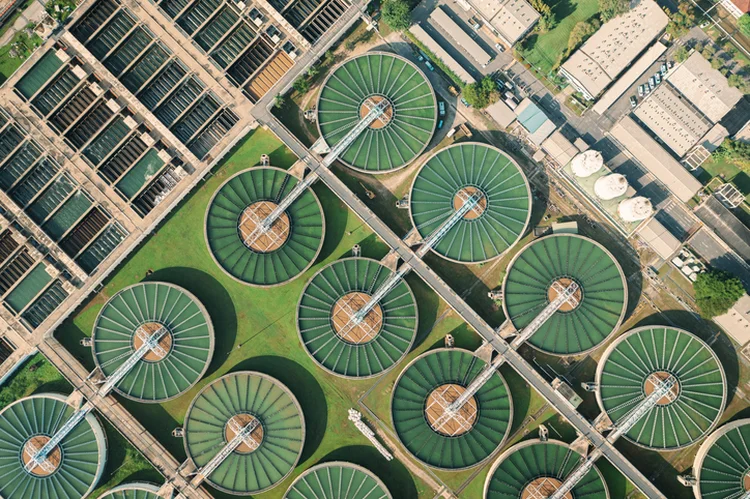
[255,109,666,498]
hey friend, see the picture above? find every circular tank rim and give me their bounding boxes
[691,418,750,499]
[283,461,393,499]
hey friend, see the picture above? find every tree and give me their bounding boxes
[710,57,723,70]
[381,0,411,31]
[293,77,310,94]
[673,45,689,62]
[693,270,745,318]
[666,1,696,39]
[462,76,499,109]
[739,14,750,37]
[727,73,750,93]
[530,0,554,32]
[713,138,750,170]
[274,95,286,109]
[566,20,600,55]
[599,0,629,22]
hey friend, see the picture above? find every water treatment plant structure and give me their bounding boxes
[0,0,721,493]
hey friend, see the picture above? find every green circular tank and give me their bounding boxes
[297,257,418,378]
[693,419,750,499]
[502,234,626,355]
[0,393,107,499]
[184,371,305,494]
[97,482,160,499]
[92,281,214,402]
[484,439,609,499]
[205,167,324,286]
[284,462,391,498]
[391,348,512,470]
[597,326,726,450]
[409,143,531,263]
[317,52,436,173]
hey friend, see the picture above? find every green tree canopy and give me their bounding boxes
[462,76,499,108]
[713,138,750,171]
[694,269,745,318]
[666,1,696,39]
[673,45,689,62]
[739,14,750,36]
[382,0,411,31]
[599,0,629,22]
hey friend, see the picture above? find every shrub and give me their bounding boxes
[694,269,745,318]
[381,0,411,31]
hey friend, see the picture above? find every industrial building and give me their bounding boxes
[316,53,437,172]
[391,348,513,469]
[560,0,668,100]
[284,462,392,498]
[691,419,750,498]
[465,0,540,46]
[205,167,325,286]
[297,257,418,378]
[183,371,305,494]
[502,234,627,355]
[596,326,726,450]
[514,98,556,146]
[484,440,609,498]
[0,393,108,498]
[409,24,476,85]
[430,8,491,67]
[409,142,531,263]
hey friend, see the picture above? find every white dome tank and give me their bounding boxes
[571,150,603,178]
[618,197,653,222]
[594,174,628,200]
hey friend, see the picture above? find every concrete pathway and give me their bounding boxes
[0,0,46,46]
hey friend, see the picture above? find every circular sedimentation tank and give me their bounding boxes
[409,143,531,263]
[317,52,436,173]
[502,234,627,355]
[693,419,750,499]
[297,257,418,378]
[92,281,214,402]
[484,439,609,499]
[184,371,305,495]
[97,482,161,499]
[391,348,512,470]
[205,167,324,286]
[0,393,107,498]
[284,462,391,499]
[597,326,726,450]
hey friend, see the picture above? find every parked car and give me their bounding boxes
[438,119,444,129]
[438,101,446,116]
[495,43,505,52]
[461,97,471,107]
[638,85,644,97]
[425,61,435,71]
[654,72,661,84]
[661,63,667,75]
[649,77,655,89]
[630,96,637,108]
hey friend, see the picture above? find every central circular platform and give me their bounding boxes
[133,322,173,362]
[453,186,488,220]
[317,52,436,173]
[284,462,392,499]
[359,95,394,129]
[522,477,571,499]
[224,414,263,454]
[297,257,418,378]
[22,436,61,477]
[239,201,291,253]
[547,277,582,312]
[485,440,608,499]
[331,291,383,343]
[206,167,324,287]
[92,282,214,403]
[410,143,531,263]
[644,371,680,406]
[597,326,726,450]
[425,384,478,436]
[503,234,627,355]
[694,419,750,499]
[0,394,106,498]
[184,371,304,495]
[392,348,512,470]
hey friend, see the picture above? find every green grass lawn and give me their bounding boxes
[54,127,439,499]
[0,353,161,496]
[518,0,600,75]
[0,30,42,84]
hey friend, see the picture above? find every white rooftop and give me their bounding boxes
[714,294,750,346]
[667,52,743,123]
[430,9,492,66]
[560,0,668,98]
[634,84,712,157]
[469,0,540,45]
